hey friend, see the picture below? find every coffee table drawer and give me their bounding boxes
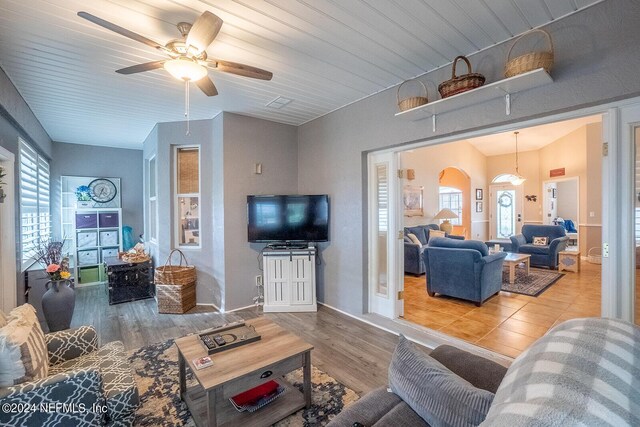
[221,354,303,399]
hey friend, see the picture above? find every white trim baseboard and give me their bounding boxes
[578,223,602,227]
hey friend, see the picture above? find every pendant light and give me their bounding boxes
[511,131,526,186]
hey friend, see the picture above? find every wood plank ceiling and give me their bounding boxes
[0,0,601,148]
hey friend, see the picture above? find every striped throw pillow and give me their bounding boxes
[388,335,494,426]
[0,304,49,386]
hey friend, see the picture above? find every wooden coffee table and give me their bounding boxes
[503,253,531,284]
[175,317,314,427]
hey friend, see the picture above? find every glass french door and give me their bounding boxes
[490,184,523,240]
[368,151,403,319]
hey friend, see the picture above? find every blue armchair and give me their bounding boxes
[404,225,463,275]
[423,238,507,306]
[509,224,569,269]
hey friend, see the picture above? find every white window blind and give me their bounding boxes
[19,139,50,267]
[376,164,388,232]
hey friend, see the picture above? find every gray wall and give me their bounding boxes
[222,112,298,310]
[297,0,640,315]
[142,113,297,310]
[143,119,221,306]
[50,142,144,240]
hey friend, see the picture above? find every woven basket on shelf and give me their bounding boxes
[397,79,428,112]
[156,282,196,314]
[438,56,485,99]
[154,249,196,286]
[505,29,554,78]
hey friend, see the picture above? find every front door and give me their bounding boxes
[368,151,403,319]
[489,184,523,240]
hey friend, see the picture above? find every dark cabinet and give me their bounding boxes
[105,257,154,305]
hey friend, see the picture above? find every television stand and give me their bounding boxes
[262,247,317,312]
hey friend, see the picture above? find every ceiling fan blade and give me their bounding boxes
[196,76,218,96]
[186,11,223,53]
[207,60,273,80]
[78,11,170,54]
[116,60,166,75]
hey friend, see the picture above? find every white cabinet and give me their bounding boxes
[263,248,317,312]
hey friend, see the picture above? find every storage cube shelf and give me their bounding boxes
[72,208,123,286]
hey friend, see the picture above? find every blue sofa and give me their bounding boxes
[404,225,463,275]
[509,224,569,269]
[423,238,507,306]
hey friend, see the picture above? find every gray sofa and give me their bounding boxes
[328,317,640,426]
[404,224,463,275]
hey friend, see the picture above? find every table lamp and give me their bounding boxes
[433,208,459,234]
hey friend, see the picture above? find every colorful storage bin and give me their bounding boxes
[76,213,98,229]
[78,249,98,265]
[100,230,119,246]
[99,212,119,228]
[77,231,98,248]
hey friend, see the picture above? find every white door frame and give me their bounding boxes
[542,176,580,226]
[367,151,403,319]
[368,96,640,325]
[0,145,17,313]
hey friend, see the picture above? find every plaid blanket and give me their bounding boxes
[482,318,640,426]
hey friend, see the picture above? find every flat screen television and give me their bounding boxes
[247,195,329,243]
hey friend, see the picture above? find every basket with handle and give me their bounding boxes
[154,249,196,286]
[397,79,428,112]
[587,247,602,264]
[438,56,485,99]
[505,29,554,78]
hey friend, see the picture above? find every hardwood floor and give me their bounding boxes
[71,285,400,395]
[403,261,602,358]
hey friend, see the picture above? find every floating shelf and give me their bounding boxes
[395,68,553,129]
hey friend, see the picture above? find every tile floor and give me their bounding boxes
[403,260,602,358]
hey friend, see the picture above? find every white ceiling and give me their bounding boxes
[466,114,602,156]
[0,0,602,149]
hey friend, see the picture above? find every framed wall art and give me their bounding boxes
[476,201,483,213]
[476,188,483,200]
[403,185,423,216]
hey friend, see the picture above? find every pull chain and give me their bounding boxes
[185,80,191,136]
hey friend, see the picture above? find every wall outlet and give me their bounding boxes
[589,211,595,218]
[255,275,263,287]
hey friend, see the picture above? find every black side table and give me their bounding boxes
[105,257,154,305]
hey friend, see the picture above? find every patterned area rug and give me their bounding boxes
[501,267,564,296]
[128,339,359,426]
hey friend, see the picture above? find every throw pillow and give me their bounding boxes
[0,304,49,386]
[428,229,446,242]
[388,335,494,426]
[407,233,422,246]
[532,236,549,246]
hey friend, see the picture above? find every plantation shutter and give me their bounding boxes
[19,139,50,267]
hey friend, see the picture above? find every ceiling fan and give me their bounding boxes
[77,10,273,97]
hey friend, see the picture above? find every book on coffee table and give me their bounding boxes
[229,380,286,413]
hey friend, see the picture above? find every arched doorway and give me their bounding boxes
[438,167,470,239]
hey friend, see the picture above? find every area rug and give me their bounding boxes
[501,267,564,296]
[128,339,359,426]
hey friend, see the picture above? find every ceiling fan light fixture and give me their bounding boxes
[164,57,207,81]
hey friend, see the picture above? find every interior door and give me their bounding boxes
[368,151,402,319]
[0,147,17,313]
[489,184,523,240]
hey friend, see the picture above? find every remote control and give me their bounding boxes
[213,334,226,346]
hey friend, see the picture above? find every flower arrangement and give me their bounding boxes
[75,185,91,201]
[34,239,71,281]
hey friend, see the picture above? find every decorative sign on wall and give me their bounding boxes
[549,168,565,177]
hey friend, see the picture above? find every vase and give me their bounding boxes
[42,280,76,332]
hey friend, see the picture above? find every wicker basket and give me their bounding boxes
[397,79,428,112]
[438,56,485,99]
[587,247,602,264]
[505,29,554,78]
[156,282,196,314]
[154,249,196,286]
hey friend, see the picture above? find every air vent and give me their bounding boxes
[266,96,292,109]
